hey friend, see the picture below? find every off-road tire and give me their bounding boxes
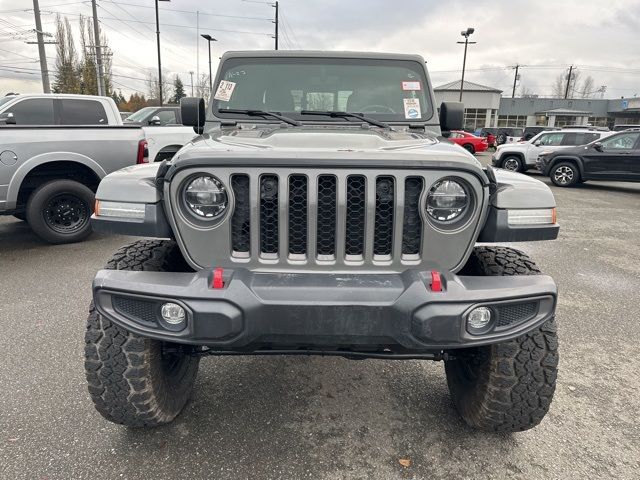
[550,161,580,187]
[501,155,524,173]
[462,143,475,154]
[84,240,199,427]
[446,246,559,432]
[26,179,94,244]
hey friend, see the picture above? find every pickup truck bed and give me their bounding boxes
[0,125,146,243]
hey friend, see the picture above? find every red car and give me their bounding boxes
[448,130,489,154]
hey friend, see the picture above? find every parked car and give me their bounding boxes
[448,130,488,153]
[492,128,613,172]
[497,127,524,145]
[119,111,131,121]
[0,94,197,162]
[124,106,182,126]
[613,124,640,132]
[85,50,560,433]
[522,126,559,141]
[0,124,146,243]
[538,129,640,186]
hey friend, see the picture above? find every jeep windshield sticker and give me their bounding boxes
[214,80,236,102]
[401,81,421,91]
[403,98,421,119]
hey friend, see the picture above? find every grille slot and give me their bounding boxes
[402,177,423,256]
[316,175,337,257]
[288,175,308,256]
[373,176,394,256]
[260,175,279,255]
[345,175,366,257]
[495,302,538,328]
[231,174,250,254]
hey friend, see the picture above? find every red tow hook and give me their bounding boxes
[430,271,443,292]
[212,267,225,289]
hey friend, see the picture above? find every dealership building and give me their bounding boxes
[433,80,640,131]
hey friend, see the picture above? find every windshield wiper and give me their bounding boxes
[300,110,390,129]
[222,108,301,126]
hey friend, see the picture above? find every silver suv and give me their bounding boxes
[83,51,560,433]
[492,128,612,172]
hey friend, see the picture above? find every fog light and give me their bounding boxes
[161,302,185,325]
[467,306,492,330]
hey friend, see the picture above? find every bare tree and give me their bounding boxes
[551,73,566,98]
[52,15,79,93]
[195,73,210,104]
[578,75,595,99]
[147,70,170,106]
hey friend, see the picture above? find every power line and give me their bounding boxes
[95,15,273,36]
[99,0,272,21]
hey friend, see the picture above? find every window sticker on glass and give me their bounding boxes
[214,80,236,102]
[401,81,421,91]
[403,98,421,119]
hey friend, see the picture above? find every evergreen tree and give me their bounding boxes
[170,75,186,104]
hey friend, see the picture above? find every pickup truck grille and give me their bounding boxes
[229,171,425,264]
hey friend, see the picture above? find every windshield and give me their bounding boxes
[212,57,432,123]
[124,107,156,122]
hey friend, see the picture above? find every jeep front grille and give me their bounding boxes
[229,172,427,264]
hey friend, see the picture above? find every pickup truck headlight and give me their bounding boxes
[183,175,228,220]
[426,178,470,224]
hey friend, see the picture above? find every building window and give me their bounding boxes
[554,116,578,127]
[463,108,487,130]
[535,115,548,126]
[497,115,527,127]
[588,116,611,127]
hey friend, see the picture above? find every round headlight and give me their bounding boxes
[426,179,469,223]
[183,175,228,220]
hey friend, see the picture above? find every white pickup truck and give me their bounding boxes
[0,94,197,162]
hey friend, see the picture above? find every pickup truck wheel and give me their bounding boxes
[550,162,579,187]
[445,246,559,432]
[462,143,475,154]
[26,179,94,244]
[84,240,199,427]
[501,156,523,172]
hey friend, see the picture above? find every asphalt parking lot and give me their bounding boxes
[1,151,639,479]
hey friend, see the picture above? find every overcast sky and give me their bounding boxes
[1,0,639,99]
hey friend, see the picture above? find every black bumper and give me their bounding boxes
[92,268,557,352]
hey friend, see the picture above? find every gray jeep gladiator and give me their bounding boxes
[85,51,560,432]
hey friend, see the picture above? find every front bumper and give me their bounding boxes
[92,268,557,352]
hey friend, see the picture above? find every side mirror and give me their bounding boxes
[149,115,161,126]
[593,142,603,152]
[4,112,16,125]
[439,101,464,134]
[180,97,206,134]
[533,140,541,147]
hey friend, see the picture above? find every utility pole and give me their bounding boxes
[91,0,106,96]
[31,0,51,93]
[457,27,476,102]
[511,64,520,98]
[564,65,574,99]
[155,0,171,106]
[189,71,194,96]
[273,1,279,50]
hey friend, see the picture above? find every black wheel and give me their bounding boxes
[501,155,524,173]
[462,143,475,154]
[446,246,559,432]
[497,133,507,145]
[84,240,199,427]
[26,179,94,244]
[550,162,579,187]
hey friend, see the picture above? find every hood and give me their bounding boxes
[203,125,440,152]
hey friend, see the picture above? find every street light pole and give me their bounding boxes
[200,34,217,94]
[155,0,170,106]
[457,27,476,102]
